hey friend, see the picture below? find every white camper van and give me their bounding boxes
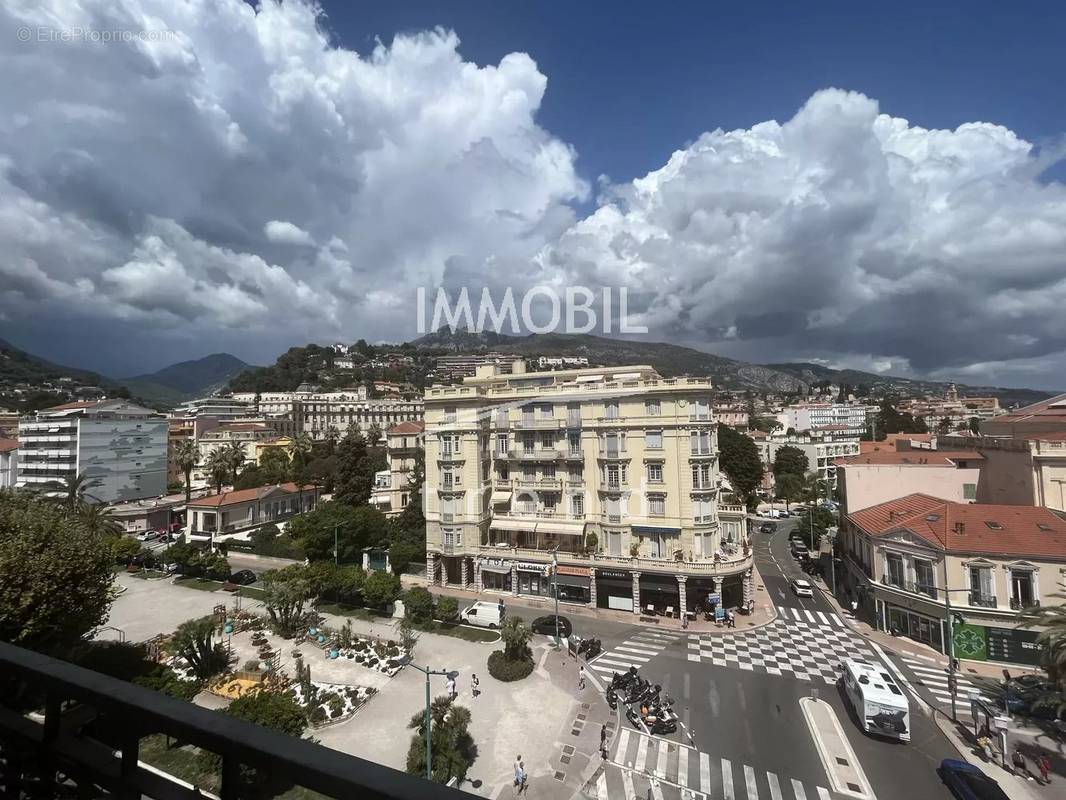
[458,601,503,629]
[840,659,911,741]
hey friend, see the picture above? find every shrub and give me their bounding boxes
[487,650,534,682]
[435,595,459,623]
[243,659,261,672]
[327,695,344,719]
[310,705,327,725]
[404,586,434,624]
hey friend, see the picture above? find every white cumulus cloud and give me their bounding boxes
[263,220,314,246]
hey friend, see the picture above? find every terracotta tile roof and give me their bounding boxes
[990,392,1066,424]
[44,400,101,411]
[387,420,425,435]
[849,493,1066,559]
[189,482,316,508]
[217,423,270,432]
[884,433,934,443]
[0,438,18,453]
[1021,431,1066,442]
[835,450,983,466]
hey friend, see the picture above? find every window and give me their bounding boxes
[496,408,509,427]
[603,432,623,457]
[645,399,661,416]
[521,405,535,425]
[522,434,535,454]
[691,462,713,489]
[1010,569,1035,609]
[496,434,509,455]
[444,406,457,423]
[543,464,556,478]
[567,404,582,427]
[605,496,622,523]
[649,496,665,516]
[571,494,584,517]
[540,432,555,449]
[968,565,995,606]
[568,466,582,482]
[690,429,712,455]
[885,553,905,589]
[691,399,711,420]
[647,463,664,483]
[645,430,663,449]
[914,559,936,597]
[443,529,463,546]
[605,464,626,489]
[605,400,619,420]
[568,432,581,455]
[498,465,509,481]
[963,483,977,500]
[692,498,714,523]
[539,404,554,419]
[440,434,460,457]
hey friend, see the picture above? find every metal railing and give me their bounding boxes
[969,592,998,608]
[512,419,564,430]
[1009,597,1040,611]
[513,477,563,490]
[0,640,463,800]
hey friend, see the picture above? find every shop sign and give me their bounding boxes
[952,623,988,662]
[598,570,629,579]
[481,558,507,568]
[707,593,721,605]
[986,626,1041,666]
[517,561,549,573]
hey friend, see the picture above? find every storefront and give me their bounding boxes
[479,558,512,593]
[688,578,721,614]
[516,561,551,597]
[553,566,592,605]
[639,573,680,614]
[596,569,634,611]
[886,604,944,652]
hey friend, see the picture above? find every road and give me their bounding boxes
[586,519,959,800]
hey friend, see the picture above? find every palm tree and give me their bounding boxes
[323,426,340,456]
[78,502,122,537]
[44,471,101,510]
[174,439,197,505]
[223,440,245,484]
[204,447,229,494]
[291,433,313,468]
[366,423,383,446]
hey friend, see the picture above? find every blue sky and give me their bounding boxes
[331,1,1066,192]
[2,0,1065,388]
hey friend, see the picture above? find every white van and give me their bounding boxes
[459,601,503,629]
[840,659,910,741]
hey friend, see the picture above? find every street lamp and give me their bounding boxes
[551,548,561,649]
[404,659,452,781]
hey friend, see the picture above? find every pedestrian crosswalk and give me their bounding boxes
[594,728,831,800]
[900,656,991,720]
[774,606,847,628]
[589,629,680,677]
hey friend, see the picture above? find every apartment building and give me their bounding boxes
[229,388,422,441]
[191,423,280,487]
[424,362,751,615]
[713,404,749,429]
[782,403,873,435]
[16,399,167,503]
[370,421,425,516]
[536,356,590,369]
[433,353,515,380]
[839,494,1066,666]
[835,450,982,515]
[186,482,319,540]
[759,438,861,490]
[980,392,1066,438]
[941,432,1066,513]
[0,438,18,488]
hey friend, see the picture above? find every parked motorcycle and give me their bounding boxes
[610,667,639,691]
[626,701,678,735]
[606,686,618,710]
[622,678,651,705]
[579,637,603,659]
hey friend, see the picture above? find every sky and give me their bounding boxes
[1,0,1065,389]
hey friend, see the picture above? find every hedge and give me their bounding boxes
[487,650,534,682]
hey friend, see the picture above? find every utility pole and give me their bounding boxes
[406,661,451,781]
[552,548,561,648]
[943,558,958,723]
[333,523,340,565]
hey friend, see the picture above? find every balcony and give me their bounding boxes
[475,543,753,575]
[505,448,566,461]
[512,418,564,431]
[513,477,563,490]
[0,640,461,800]
[969,592,998,608]
[1009,597,1040,611]
[597,448,628,459]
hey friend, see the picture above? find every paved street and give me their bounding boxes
[579,521,961,800]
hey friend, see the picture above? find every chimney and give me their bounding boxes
[888,510,896,521]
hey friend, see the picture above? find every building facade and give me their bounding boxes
[423,363,752,615]
[838,494,1066,666]
[16,400,167,503]
[941,433,1066,514]
[186,482,319,540]
[782,403,874,435]
[370,421,425,516]
[759,438,861,490]
[192,423,281,487]
[835,451,982,515]
[0,438,18,488]
[229,388,422,441]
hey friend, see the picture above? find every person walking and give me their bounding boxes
[1037,753,1051,784]
[517,761,528,794]
[578,666,586,690]
[447,676,457,700]
[1012,748,1034,781]
[471,673,480,698]
[600,723,608,760]
[513,755,522,794]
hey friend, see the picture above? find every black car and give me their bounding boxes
[530,614,572,638]
[229,569,257,586]
[759,522,776,534]
[937,758,1010,800]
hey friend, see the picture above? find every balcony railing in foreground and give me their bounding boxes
[0,641,463,800]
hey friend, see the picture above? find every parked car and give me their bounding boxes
[229,569,257,586]
[531,614,573,638]
[791,579,814,597]
[937,759,1010,800]
[459,601,503,629]
[792,545,809,560]
[136,530,159,542]
[1002,677,1062,719]
[759,522,776,534]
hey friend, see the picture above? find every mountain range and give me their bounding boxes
[409,329,1054,406]
[120,353,254,408]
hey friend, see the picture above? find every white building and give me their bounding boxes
[229,388,422,441]
[0,438,18,488]
[16,399,167,503]
[782,403,874,436]
[536,356,590,369]
[759,437,862,490]
[369,420,425,516]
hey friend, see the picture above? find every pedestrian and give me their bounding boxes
[682,612,689,630]
[578,666,586,690]
[447,677,456,700]
[600,723,608,759]
[513,755,522,790]
[977,734,995,763]
[518,761,527,794]
[471,673,480,698]
[1037,754,1051,783]
[1012,748,1034,781]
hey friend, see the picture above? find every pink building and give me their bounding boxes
[835,450,983,515]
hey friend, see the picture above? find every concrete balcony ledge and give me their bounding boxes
[513,477,563,489]
[468,544,753,576]
[511,419,565,430]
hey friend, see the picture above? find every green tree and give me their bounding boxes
[969,416,981,435]
[226,689,307,736]
[223,440,246,484]
[936,417,953,435]
[774,473,805,513]
[162,541,201,575]
[362,570,401,609]
[500,616,532,662]
[204,447,229,493]
[797,505,836,549]
[111,536,142,563]
[717,424,764,508]
[43,471,102,510]
[772,446,809,480]
[171,617,228,680]
[406,696,476,784]
[334,431,375,506]
[261,565,312,636]
[291,433,314,470]
[292,502,386,563]
[259,446,292,476]
[435,595,458,623]
[0,490,115,655]
[174,439,198,505]
[404,586,434,623]
[79,503,122,537]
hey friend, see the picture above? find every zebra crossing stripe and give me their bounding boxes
[635,734,650,772]
[828,613,845,628]
[596,771,608,800]
[700,753,712,794]
[650,779,665,800]
[617,645,661,656]
[720,756,733,799]
[791,778,808,800]
[656,739,669,778]
[677,747,689,788]
[596,655,646,668]
[815,611,829,625]
[621,768,635,800]
[817,788,832,800]
[615,727,631,762]
[767,771,783,800]
[744,764,759,799]
[804,609,816,623]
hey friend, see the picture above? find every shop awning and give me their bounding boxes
[490,491,512,505]
[536,520,586,536]
[490,518,536,532]
[554,573,591,588]
[632,525,681,536]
